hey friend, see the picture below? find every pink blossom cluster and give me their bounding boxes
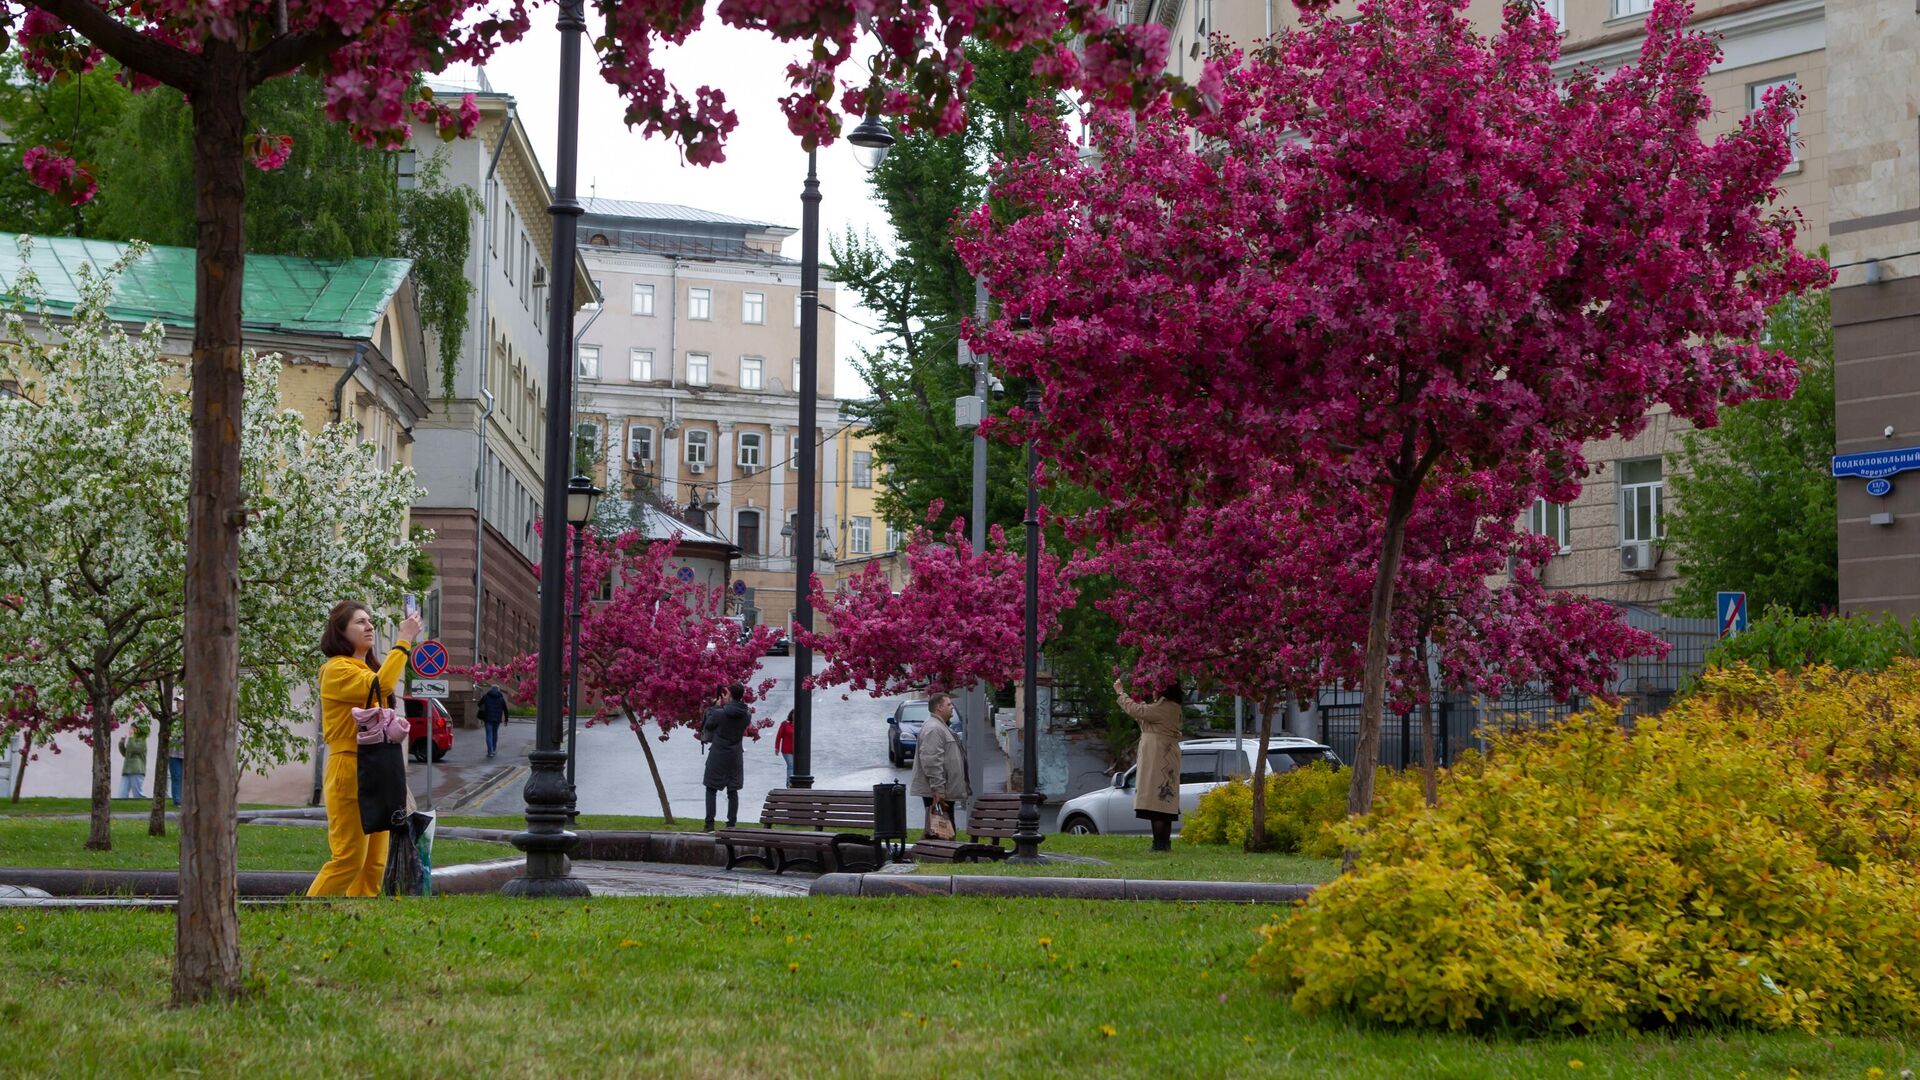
[20,145,97,207]
[459,526,777,741]
[245,132,294,172]
[797,510,1077,697]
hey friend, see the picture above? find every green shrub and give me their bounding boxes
[1184,763,1408,856]
[1251,663,1920,1034]
[1704,605,1920,672]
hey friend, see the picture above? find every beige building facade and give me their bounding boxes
[1131,0,1833,609]
[574,200,845,631]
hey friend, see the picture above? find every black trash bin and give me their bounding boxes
[873,782,907,860]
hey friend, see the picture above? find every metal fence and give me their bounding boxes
[1313,609,1720,770]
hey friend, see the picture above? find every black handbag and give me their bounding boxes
[355,676,410,835]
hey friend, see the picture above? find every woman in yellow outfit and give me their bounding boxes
[308,601,420,897]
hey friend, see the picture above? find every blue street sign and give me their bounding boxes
[1832,445,1920,480]
[677,566,695,582]
[410,639,449,678]
[1716,592,1748,639]
[732,580,747,595]
[1867,477,1894,498]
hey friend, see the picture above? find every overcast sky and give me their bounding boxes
[446,13,898,399]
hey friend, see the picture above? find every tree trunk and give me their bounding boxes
[626,711,675,824]
[86,690,114,851]
[149,692,173,837]
[1416,640,1438,808]
[1245,700,1276,853]
[1347,480,1420,823]
[174,57,248,1007]
[10,741,28,801]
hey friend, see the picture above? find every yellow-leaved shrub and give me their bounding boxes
[1251,663,1920,1034]
[1184,762,1422,856]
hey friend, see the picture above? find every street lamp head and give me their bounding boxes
[847,114,895,171]
[780,522,795,539]
[566,474,602,527]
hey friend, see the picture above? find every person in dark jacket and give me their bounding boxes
[477,684,509,759]
[702,683,752,830]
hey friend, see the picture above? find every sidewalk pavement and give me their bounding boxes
[407,716,536,811]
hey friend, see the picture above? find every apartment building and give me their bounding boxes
[825,427,905,582]
[1132,0,1831,609]
[407,87,598,722]
[573,199,844,630]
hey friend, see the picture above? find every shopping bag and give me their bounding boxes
[382,811,436,896]
[927,802,956,841]
[356,741,409,834]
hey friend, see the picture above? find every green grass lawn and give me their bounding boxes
[0,797,292,817]
[3,896,1912,1077]
[927,835,1334,883]
[0,817,509,871]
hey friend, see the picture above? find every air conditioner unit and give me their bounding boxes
[688,461,707,475]
[738,463,757,476]
[1619,541,1658,574]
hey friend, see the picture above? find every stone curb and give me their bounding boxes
[0,857,529,899]
[809,873,1317,904]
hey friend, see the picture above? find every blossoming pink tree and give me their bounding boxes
[798,512,1077,698]
[462,529,778,824]
[6,0,1176,1001]
[962,0,1828,820]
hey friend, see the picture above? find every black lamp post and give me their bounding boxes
[1009,344,1045,863]
[505,0,590,898]
[563,474,601,822]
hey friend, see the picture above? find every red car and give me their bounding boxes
[400,696,453,763]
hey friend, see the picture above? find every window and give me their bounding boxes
[791,359,803,394]
[574,422,601,469]
[740,356,763,391]
[790,433,801,465]
[685,429,710,466]
[794,294,804,327]
[1618,459,1665,543]
[1611,0,1650,15]
[851,451,873,488]
[738,432,763,469]
[850,516,872,555]
[520,236,530,305]
[628,424,654,464]
[577,345,599,380]
[1179,751,1221,784]
[631,282,655,316]
[689,287,712,320]
[737,510,762,556]
[1526,498,1572,554]
[1748,76,1802,161]
[629,348,653,382]
[687,352,710,386]
[884,525,902,552]
[1541,0,1563,25]
[743,291,766,324]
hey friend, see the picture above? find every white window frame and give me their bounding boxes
[791,359,803,394]
[629,348,653,382]
[738,432,763,469]
[852,451,873,489]
[687,352,711,386]
[1618,459,1665,544]
[793,294,803,327]
[740,356,764,391]
[685,429,711,466]
[850,516,872,555]
[1526,497,1572,555]
[1611,0,1651,16]
[1747,76,1802,163]
[577,345,600,380]
[1541,0,1563,26]
[628,424,654,465]
[689,287,712,321]
[737,509,763,556]
[743,291,766,325]
[884,525,902,553]
[632,282,655,316]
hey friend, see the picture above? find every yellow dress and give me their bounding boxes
[307,644,412,897]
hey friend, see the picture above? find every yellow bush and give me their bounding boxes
[1251,663,1920,1034]
[1184,762,1423,855]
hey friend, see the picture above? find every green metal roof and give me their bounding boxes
[0,234,413,340]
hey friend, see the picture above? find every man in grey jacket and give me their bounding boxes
[909,692,970,825]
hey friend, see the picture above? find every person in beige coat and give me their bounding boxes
[909,692,971,824]
[1115,677,1184,851]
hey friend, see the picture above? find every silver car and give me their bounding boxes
[1053,736,1342,835]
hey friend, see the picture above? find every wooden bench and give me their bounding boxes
[910,792,1030,863]
[715,788,902,874]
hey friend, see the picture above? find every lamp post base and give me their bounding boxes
[1007,791,1046,863]
[504,748,590,898]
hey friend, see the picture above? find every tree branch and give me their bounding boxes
[24,0,201,90]
[247,25,351,87]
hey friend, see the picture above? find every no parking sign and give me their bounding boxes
[411,639,449,678]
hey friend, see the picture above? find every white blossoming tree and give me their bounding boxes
[0,241,423,854]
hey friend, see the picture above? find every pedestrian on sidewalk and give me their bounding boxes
[702,684,752,831]
[774,709,795,783]
[118,722,148,800]
[909,692,970,833]
[1115,677,1183,852]
[309,600,419,898]
[478,683,508,759]
[167,686,184,806]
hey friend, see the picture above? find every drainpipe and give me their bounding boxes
[330,343,367,425]
[471,104,516,673]
[316,341,367,804]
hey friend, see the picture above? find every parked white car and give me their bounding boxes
[1053,736,1342,835]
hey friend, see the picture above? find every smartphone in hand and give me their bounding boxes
[403,594,420,619]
